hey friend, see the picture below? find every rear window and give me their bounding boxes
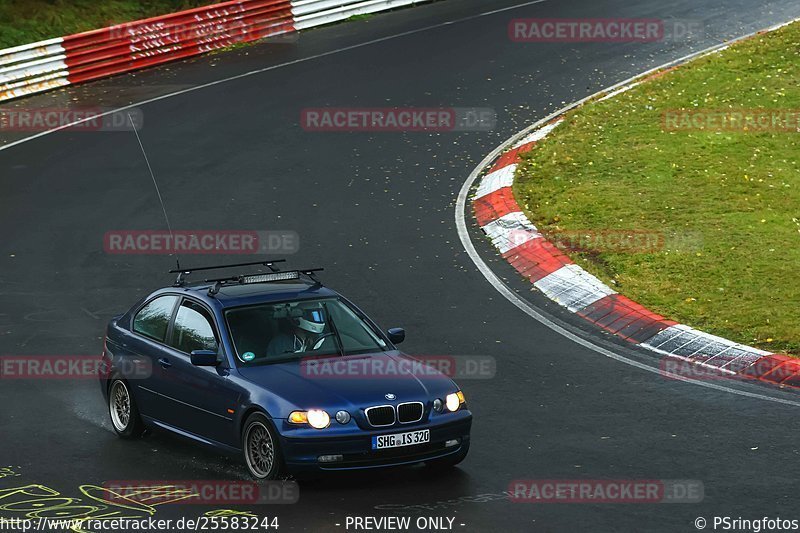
[133,295,178,342]
[171,300,219,354]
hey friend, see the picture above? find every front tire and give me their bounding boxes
[108,379,145,438]
[243,413,284,480]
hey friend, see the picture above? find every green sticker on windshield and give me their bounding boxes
[242,352,256,362]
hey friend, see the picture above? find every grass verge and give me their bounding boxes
[514,21,800,355]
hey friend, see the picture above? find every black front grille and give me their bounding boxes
[397,402,423,423]
[365,405,395,426]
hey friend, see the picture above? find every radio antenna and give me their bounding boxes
[128,113,181,271]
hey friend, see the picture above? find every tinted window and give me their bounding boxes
[133,295,178,342]
[226,298,386,365]
[171,300,218,354]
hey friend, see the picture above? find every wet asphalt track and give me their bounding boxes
[2,0,800,531]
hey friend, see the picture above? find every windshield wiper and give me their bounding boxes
[323,302,346,357]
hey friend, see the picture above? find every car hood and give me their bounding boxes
[235,351,457,410]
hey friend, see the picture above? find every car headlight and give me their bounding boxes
[307,409,330,429]
[445,391,465,412]
[288,409,331,429]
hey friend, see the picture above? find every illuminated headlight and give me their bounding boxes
[445,391,465,412]
[307,409,330,429]
[288,409,331,429]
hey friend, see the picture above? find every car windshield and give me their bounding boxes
[225,298,387,365]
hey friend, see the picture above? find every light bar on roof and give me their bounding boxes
[241,271,300,284]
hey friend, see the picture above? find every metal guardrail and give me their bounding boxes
[0,0,431,103]
[0,38,71,101]
[292,0,427,30]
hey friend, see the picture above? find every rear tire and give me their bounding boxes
[108,379,145,439]
[425,440,469,469]
[243,413,284,480]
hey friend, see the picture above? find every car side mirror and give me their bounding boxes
[190,350,219,366]
[387,327,405,345]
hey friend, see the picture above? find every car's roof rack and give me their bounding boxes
[170,260,285,286]
[206,268,325,297]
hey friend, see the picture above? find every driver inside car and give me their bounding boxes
[267,302,331,356]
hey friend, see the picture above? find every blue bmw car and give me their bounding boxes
[100,261,472,479]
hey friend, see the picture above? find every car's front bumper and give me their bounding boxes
[278,411,472,472]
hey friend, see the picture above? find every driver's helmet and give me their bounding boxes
[293,302,326,334]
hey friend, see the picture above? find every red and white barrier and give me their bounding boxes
[292,0,428,30]
[471,30,800,389]
[0,0,430,103]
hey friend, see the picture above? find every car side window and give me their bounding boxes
[133,295,178,342]
[171,300,219,354]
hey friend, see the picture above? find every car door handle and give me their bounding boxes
[158,358,172,369]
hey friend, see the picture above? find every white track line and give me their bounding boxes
[455,21,800,408]
[456,136,800,408]
[3,1,796,406]
[0,0,548,153]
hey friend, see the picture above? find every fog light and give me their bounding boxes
[445,439,460,448]
[335,410,351,424]
[433,398,443,412]
[318,454,343,463]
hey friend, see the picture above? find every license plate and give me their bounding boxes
[372,429,430,450]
